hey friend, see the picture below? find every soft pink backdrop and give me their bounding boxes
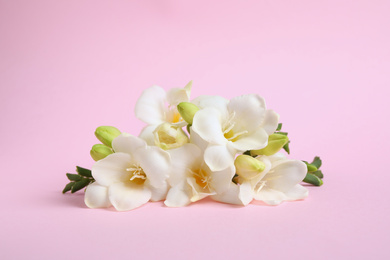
[1,0,389,259]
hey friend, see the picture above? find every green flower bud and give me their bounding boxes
[95,126,121,148]
[154,123,189,150]
[234,155,266,180]
[251,133,289,156]
[90,144,113,161]
[177,102,199,125]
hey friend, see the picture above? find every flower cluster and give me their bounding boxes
[63,82,324,211]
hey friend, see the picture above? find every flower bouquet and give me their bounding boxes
[63,82,324,211]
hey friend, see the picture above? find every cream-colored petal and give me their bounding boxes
[211,181,253,206]
[230,128,269,152]
[92,152,132,187]
[164,182,192,207]
[261,109,280,135]
[209,165,235,194]
[253,188,286,205]
[284,184,309,201]
[135,85,167,125]
[108,182,152,211]
[148,180,169,201]
[138,125,159,146]
[167,81,192,106]
[112,133,147,155]
[204,144,235,172]
[265,160,307,193]
[192,107,226,145]
[84,182,111,208]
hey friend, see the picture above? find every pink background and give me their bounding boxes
[1,0,389,259]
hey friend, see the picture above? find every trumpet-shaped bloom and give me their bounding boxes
[84,134,170,211]
[192,94,279,171]
[164,144,235,207]
[213,153,308,206]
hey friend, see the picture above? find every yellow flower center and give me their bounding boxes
[222,112,248,142]
[126,164,146,185]
[190,168,212,191]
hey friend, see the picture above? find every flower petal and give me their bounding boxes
[230,128,269,151]
[253,188,287,205]
[261,109,280,135]
[92,152,132,187]
[265,160,307,193]
[167,81,192,106]
[189,128,209,152]
[84,182,111,208]
[112,133,147,155]
[204,144,235,172]
[108,182,152,211]
[209,165,235,194]
[135,85,167,125]
[192,95,229,117]
[137,146,170,188]
[211,181,253,206]
[284,184,309,201]
[187,177,214,202]
[148,180,169,201]
[167,144,202,186]
[228,94,266,132]
[192,107,226,145]
[138,125,159,146]
[164,182,192,207]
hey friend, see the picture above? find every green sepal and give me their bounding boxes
[71,178,91,193]
[66,173,82,181]
[62,182,74,194]
[283,141,290,154]
[311,170,324,179]
[186,124,191,134]
[276,131,288,136]
[303,173,323,186]
[302,161,318,172]
[276,123,282,131]
[76,166,92,177]
[311,156,322,169]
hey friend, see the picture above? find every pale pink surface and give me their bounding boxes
[1,0,389,259]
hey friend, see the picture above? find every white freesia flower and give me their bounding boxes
[84,133,170,211]
[213,153,308,206]
[192,94,279,171]
[164,143,235,207]
[135,81,192,137]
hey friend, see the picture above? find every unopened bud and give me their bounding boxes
[90,144,113,161]
[177,102,199,125]
[154,123,189,150]
[95,126,121,148]
[251,134,289,156]
[234,155,266,180]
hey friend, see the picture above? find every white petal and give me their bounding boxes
[135,85,167,125]
[164,182,192,207]
[108,182,152,211]
[212,181,253,206]
[284,184,309,201]
[192,95,229,117]
[137,146,170,188]
[209,165,235,194]
[112,133,147,155]
[187,176,214,202]
[189,128,209,152]
[230,128,269,151]
[266,153,287,164]
[92,153,132,187]
[167,144,202,186]
[192,107,226,145]
[84,182,111,208]
[261,110,280,135]
[148,180,169,201]
[265,160,307,193]
[253,188,286,205]
[138,125,158,146]
[228,94,266,132]
[204,144,235,172]
[167,81,192,106]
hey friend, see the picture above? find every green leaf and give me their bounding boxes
[71,178,91,193]
[276,123,282,131]
[303,173,323,186]
[62,182,74,194]
[311,156,322,169]
[76,166,92,178]
[283,141,290,154]
[312,170,324,179]
[66,173,82,181]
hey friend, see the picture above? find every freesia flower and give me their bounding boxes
[164,143,235,207]
[191,94,279,171]
[213,153,308,206]
[84,133,170,211]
